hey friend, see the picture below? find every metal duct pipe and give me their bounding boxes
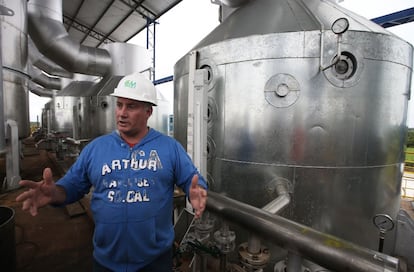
[27,0,111,76]
[219,0,252,7]
[206,191,400,272]
[29,65,61,90]
[28,82,54,98]
[28,38,73,78]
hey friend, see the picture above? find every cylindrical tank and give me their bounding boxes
[1,0,30,138]
[52,81,95,138]
[174,0,413,255]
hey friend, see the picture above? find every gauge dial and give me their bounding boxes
[373,214,394,231]
[331,17,350,34]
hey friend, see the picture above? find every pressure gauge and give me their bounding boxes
[373,214,394,232]
[331,17,349,34]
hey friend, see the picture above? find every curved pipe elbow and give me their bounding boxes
[28,0,112,76]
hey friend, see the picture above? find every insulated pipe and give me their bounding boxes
[29,66,62,90]
[206,191,400,272]
[219,0,252,7]
[28,82,54,98]
[27,0,111,76]
[28,38,73,78]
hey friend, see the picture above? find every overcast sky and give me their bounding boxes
[29,0,414,127]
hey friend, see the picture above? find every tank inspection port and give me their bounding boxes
[264,73,300,108]
[332,52,357,80]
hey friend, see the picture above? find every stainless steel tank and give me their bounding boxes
[1,0,30,138]
[52,81,95,138]
[174,0,413,253]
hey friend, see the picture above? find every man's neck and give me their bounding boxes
[120,127,149,147]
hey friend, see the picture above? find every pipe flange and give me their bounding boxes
[238,242,270,269]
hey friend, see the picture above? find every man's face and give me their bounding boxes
[115,97,152,137]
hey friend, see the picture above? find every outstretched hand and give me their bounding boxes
[15,168,58,216]
[189,175,207,219]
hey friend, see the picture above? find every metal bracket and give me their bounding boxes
[187,50,208,177]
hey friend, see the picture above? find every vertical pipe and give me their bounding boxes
[152,21,156,81]
[0,2,16,154]
[287,252,303,272]
[219,254,227,272]
[0,5,14,155]
[0,8,6,155]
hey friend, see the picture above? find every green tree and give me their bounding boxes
[407,129,414,147]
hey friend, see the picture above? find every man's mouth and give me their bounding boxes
[118,120,128,126]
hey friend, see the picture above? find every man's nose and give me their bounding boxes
[118,105,128,116]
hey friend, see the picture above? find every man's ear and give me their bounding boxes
[147,105,153,116]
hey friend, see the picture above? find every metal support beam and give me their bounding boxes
[371,7,414,28]
[146,18,157,81]
[154,75,173,85]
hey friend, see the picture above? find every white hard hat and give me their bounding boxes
[110,72,157,106]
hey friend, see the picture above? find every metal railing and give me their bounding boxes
[402,172,414,199]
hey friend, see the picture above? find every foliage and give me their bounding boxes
[406,147,414,163]
[408,129,414,147]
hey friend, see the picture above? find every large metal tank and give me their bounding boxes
[1,0,30,138]
[174,0,413,254]
[52,80,95,138]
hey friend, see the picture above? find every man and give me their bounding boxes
[16,72,208,272]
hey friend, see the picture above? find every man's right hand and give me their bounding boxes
[16,168,60,216]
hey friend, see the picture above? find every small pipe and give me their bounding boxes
[247,178,292,255]
[247,235,261,255]
[206,191,400,272]
[287,252,303,272]
[219,254,227,272]
[262,178,291,214]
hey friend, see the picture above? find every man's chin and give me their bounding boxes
[117,125,129,132]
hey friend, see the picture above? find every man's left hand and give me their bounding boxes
[189,175,207,219]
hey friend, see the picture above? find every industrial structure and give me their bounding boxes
[0,0,413,271]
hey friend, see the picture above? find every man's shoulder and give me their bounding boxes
[84,132,118,149]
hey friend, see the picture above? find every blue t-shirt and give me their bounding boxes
[57,129,207,271]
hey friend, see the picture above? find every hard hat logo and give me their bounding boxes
[124,80,136,89]
[110,73,158,106]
